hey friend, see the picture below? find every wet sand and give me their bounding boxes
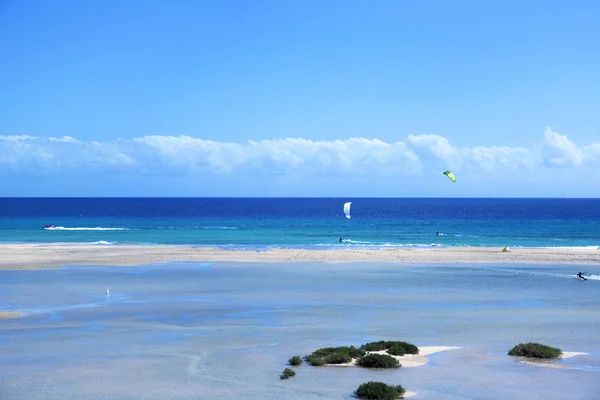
[519,352,588,369]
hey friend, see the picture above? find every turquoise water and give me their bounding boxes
[1,198,599,248]
[1,261,599,399]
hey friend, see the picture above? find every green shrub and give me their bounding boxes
[279,367,296,379]
[355,381,406,400]
[324,350,352,364]
[304,346,365,365]
[508,343,562,359]
[359,341,419,356]
[348,346,367,358]
[308,356,326,366]
[356,354,401,369]
[288,355,302,366]
[360,340,388,352]
[386,342,419,356]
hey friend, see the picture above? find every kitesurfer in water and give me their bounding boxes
[577,272,587,281]
[339,237,343,242]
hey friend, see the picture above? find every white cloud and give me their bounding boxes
[0,128,598,176]
[406,133,536,172]
[542,127,584,167]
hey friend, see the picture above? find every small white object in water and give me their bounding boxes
[106,288,110,296]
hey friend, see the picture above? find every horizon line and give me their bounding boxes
[1,196,599,200]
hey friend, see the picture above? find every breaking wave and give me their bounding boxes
[43,226,129,231]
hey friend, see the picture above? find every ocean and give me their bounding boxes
[0,198,599,248]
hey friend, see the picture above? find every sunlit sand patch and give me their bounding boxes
[0,311,21,319]
[519,351,587,369]
[326,346,462,367]
[324,347,461,399]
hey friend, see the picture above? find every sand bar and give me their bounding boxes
[0,312,21,319]
[0,244,599,270]
[520,351,587,369]
[327,346,461,368]
[326,346,460,399]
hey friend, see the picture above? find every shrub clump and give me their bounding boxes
[360,341,419,356]
[355,381,406,400]
[288,355,302,366]
[279,367,296,379]
[508,343,562,359]
[356,353,401,369]
[304,346,365,366]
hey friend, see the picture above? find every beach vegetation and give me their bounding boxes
[279,368,296,379]
[356,353,401,369]
[508,343,562,359]
[360,341,419,356]
[354,381,406,400]
[288,355,302,366]
[304,346,365,366]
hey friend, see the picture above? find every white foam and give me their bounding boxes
[44,226,128,231]
[537,246,599,250]
[328,241,446,248]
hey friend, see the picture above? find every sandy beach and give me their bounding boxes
[0,243,599,270]
[520,352,588,369]
[326,346,462,368]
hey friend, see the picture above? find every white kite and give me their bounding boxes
[343,202,352,219]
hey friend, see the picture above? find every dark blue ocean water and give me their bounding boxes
[0,198,599,248]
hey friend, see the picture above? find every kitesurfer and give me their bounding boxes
[339,237,343,242]
[577,272,587,281]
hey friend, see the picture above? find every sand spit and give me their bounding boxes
[0,312,21,319]
[0,243,599,270]
[326,346,461,367]
[327,346,460,398]
[519,352,587,369]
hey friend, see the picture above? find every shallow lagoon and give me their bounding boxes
[1,262,599,399]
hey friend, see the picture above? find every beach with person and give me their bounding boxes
[2,0,600,397]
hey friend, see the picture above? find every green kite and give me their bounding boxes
[443,170,456,182]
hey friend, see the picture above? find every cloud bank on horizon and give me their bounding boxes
[1,127,598,178]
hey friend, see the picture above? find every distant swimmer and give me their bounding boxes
[577,272,587,281]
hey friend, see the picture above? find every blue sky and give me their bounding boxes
[1,0,599,196]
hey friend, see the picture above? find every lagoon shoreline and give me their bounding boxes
[0,243,599,270]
